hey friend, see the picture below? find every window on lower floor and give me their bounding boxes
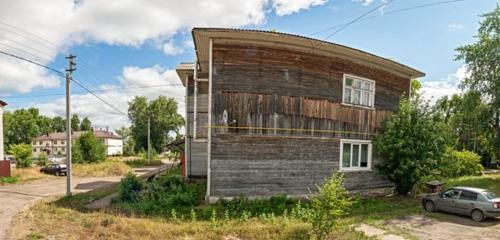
[340,139,372,171]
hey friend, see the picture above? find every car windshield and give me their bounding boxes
[484,191,498,200]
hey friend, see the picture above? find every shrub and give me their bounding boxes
[310,173,354,239]
[118,173,144,202]
[10,144,33,168]
[217,194,298,218]
[374,98,452,194]
[440,149,483,177]
[117,171,203,215]
[36,152,49,166]
[72,132,106,163]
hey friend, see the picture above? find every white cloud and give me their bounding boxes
[448,23,465,31]
[272,0,327,16]
[420,65,468,103]
[0,0,326,94]
[34,65,185,130]
[162,40,185,56]
[352,0,375,6]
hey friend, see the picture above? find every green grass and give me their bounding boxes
[445,173,500,194]
[0,176,18,184]
[123,159,164,168]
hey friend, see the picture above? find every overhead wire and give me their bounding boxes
[309,0,468,37]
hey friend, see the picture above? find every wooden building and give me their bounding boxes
[176,28,424,201]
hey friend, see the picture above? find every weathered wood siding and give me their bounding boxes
[211,135,391,196]
[208,42,408,197]
[185,77,208,177]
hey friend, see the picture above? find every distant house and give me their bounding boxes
[177,28,425,201]
[32,129,123,157]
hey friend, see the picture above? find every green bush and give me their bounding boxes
[118,173,143,202]
[440,149,483,177]
[216,194,299,219]
[117,171,203,215]
[374,98,452,194]
[10,144,33,168]
[36,152,49,166]
[72,132,106,163]
[310,173,354,239]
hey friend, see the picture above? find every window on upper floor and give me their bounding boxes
[340,139,372,171]
[343,74,375,108]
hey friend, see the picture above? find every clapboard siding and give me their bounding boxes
[212,92,390,139]
[206,42,405,197]
[210,135,392,196]
[186,138,207,177]
[212,43,409,111]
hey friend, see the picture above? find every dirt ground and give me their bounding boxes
[0,165,165,240]
[386,214,500,240]
[0,176,122,240]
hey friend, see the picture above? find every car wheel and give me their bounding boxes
[471,209,484,222]
[424,200,436,212]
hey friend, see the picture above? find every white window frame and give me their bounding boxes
[339,139,372,172]
[342,74,376,109]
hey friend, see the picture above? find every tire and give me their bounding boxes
[424,200,436,212]
[471,209,484,222]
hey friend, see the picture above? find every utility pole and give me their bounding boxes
[65,54,76,196]
[147,116,151,163]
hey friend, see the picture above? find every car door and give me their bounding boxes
[436,189,461,213]
[455,190,478,215]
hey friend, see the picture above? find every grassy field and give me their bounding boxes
[445,173,500,194]
[9,173,500,240]
[0,167,56,185]
[73,160,132,177]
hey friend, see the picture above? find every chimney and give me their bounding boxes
[106,126,109,133]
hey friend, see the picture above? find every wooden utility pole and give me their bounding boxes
[65,54,76,196]
[147,116,151,163]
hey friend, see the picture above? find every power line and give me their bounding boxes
[0,49,64,76]
[319,0,398,44]
[0,84,185,99]
[71,78,128,116]
[0,49,126,116]
[309,0,468,37]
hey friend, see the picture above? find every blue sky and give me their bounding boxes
[0,0,497,129]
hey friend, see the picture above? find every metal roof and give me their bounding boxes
[191,28,425,79]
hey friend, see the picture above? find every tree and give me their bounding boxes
[116,126,135,156]
[71,114,80,131]
[10,144,33,168]
[72,132,106,163]
[128,96,184,153]
[374,97,452,194]
[455,5,500,164]
[433,92,494,165]
[80,117,92,131]
[4,108,41,145]
[52,116,66,132]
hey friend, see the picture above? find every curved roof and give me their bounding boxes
[191,28,424,79]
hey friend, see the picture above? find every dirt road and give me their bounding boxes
[386,214,500,240]
[0,176,122,240]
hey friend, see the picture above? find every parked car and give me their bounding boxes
[40,163,67,176]
[422,186,500,222]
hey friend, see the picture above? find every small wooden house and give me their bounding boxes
[176,28,424,202]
